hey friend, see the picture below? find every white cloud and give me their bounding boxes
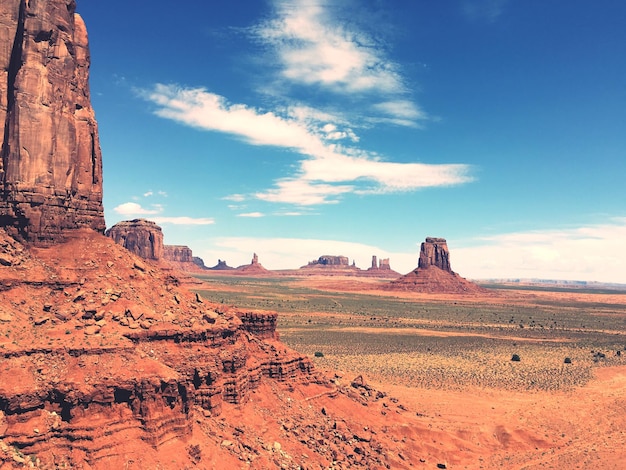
[238,212,265,218]
[255,179,355,206]
[222,194,246,202]
[256,0,404,95]
[145,85,473,205]
[113,202,162,216]
[454,218,626,284]
[152,216,215,225]
[143,190,154,197]
[373,100,428,120]
[197,236,417,272]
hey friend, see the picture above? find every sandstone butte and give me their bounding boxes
[387,237,487,294]
[0,0,105,246]
[0,3,432,468]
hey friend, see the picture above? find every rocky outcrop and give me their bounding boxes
[0,0,105,245]
[193,256,208,269]
[387,237,485,294]
[364,255,400,277]
[0,230,320,466]
[304,255,350,268]
[105,219,164,261]
[163,245,193,263]
[419,237,451,271]
[208,259,234,270]
[236,253,271,275]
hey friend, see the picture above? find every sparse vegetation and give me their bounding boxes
[193,274,626,391]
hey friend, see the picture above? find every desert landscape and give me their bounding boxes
[193,272,626,468]
[1,1,625,469]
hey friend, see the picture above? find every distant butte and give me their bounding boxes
[387,237,486,294]
[208,259,235,270]
[235,252,271,275]
[106,218,209,273]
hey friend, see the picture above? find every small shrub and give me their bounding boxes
[564,357,572,364]
[511,354,521,362]
[314,351,324,358]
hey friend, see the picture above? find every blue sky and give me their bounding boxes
[78,0,626,283]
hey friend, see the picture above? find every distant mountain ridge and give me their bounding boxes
[476,278,626,291]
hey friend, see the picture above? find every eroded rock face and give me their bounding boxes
[0,0,105,245]
[0,230,319,466]
[209,259,234,270]
[106,219,164,260]
[387,237,485,294]
[418,237,451,272]
[163,245,193,263]
[305,255,350,267]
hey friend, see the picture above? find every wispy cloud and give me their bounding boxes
[113,202,162,216]
[222,194,246,202]
[454,218,626,283]
[112,201,214,226]
[145,84,473,205]
[255,0,404,95]
[237,212,265,218]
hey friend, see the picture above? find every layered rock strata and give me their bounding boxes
[0,230,319,466]
[0,0,105,245]
[163,245,193,263]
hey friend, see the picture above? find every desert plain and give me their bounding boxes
[194,273,626,469]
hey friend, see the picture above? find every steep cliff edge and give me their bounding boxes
[0,229,322,467]
[0,0,105,245]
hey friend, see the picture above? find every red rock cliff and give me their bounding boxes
[0,0,105,245]
[163,245,193,263]
[418,237,452,272]
[106,219,164,261]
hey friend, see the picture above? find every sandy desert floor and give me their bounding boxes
[193,274,626,469]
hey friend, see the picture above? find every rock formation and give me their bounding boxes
[0,4,440,468]
[105,219,163,261]
[387,237,485,293]
[0,0,105,245]
[163,244,210,274]
[304,255,350,267]
[193,256,208,269]
[163,245,193,263]
[364,254,400,277]
[419,237,451,271]
[208,259,235,270]
[0,229,320,467]
[236,252,271,275]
